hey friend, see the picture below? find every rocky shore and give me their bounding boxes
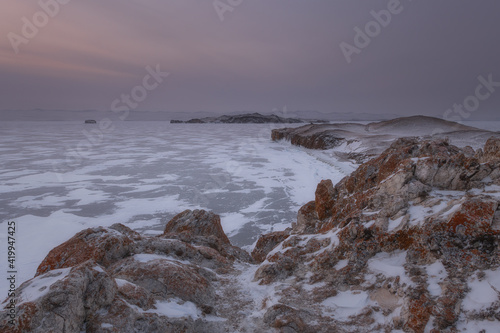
[2,136,500,332]
[272,116,498,163]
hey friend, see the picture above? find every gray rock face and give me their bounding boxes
[109,256,216,309]
[164,209,230,245]
[478,136,500,163]
[1,261,116,333]
[163,209,253,263]
[295,201,319,234]
[263,304,318,333]
[251,229,291,263]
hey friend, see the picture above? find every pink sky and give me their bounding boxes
[1,0,500,118]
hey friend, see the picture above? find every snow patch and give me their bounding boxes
[388,215,405,232]
[133,253,191,266]
[321,290,370,320]
[368,251,413,287]
[462,269,500,311]
[425,261,447,297]
[335,259,349,270]
[144,298,201,319]
[17,267,72,304]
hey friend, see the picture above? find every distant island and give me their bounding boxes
[170,112,328,124]
[84,119,97,124]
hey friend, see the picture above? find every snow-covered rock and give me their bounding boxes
[272,115,500,163]
[255,136,500,332]
[0,211,247,333]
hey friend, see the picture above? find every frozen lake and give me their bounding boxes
[0,121,354,291]
[1,119,497,293]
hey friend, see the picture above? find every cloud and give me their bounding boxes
[1,0,499,117]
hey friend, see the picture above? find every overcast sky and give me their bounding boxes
[1,0,499,118]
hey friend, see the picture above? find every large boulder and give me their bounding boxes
[163,209,252,263]
[36,224,137,276]
[133,237,232,273]
[1,261,116,333]
[478,137,500,163]
[446,198,498,236]
[164,209,230,244]
[109,256,216,310]
[2,211,251,332]
[315,180,336,220]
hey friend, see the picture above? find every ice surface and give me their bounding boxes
[0,121,350,294]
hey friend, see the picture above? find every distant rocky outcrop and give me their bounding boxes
[2,138,500,332]
[171,112,327,124]
[84,119,97,124]
[272,115,499,163]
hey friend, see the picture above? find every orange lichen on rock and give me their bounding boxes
[164,209,230,245]
[405,290,433,333]
[447,199,498,235]
[0,302,37,333]
[315,179,336,220]
[35,225,134,276]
